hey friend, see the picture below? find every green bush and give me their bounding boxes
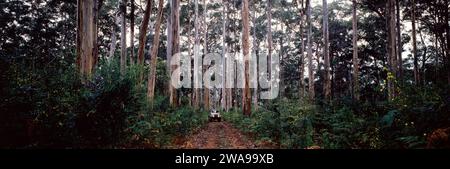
[377,85,448,148]
[223,99,317,148]
[315,105,372,149]
[0,56,84,147]
[0,55,207,148]
[127,106,208,148]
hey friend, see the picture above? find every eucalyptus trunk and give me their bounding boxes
[352,0,359,101]
[77,0,99,78]
[147,0,164,102]
[242,0,251,116]
[323,0,331,101]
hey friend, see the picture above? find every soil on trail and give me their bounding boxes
[179,122,256,149]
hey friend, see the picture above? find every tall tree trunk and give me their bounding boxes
[93,1,100,70]
[186,0,193,107]
[147,0,164,102]
[306,0,314,101]
[193,0,201,110]
[419,30,428,85]
[235,63,239,109]
[298,0,305,99]
[435,31,439,82]
[314,43,322,97]
[203,0,209,110]
[109,13,120,58]
[267,0,273,87]
[252,4,258,110]
[323,0,331,101]
[187,0,192,106]
[396,0,402,79]
[169,0,180,106]
[352,0,359,101]
[387,0,397,100]
[226,4,232,111]
[242,0,251,116]
[234,0,239,110]
[411,0,419,85]
[120,0,127,76]
[279,23,284,98]
[166,0,172,96]
[130,0,135,65]
[222,0,227,111]
[77,0,99,78]
[445,0,450,84]
[137,0,153,65]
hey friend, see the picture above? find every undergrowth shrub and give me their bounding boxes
[225,86,448,149]
[223,99,317,148]
[127,105,208,148]
[1,56,207,148]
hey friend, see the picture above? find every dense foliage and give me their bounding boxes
[225,86,449,149]
[0,54,207,148]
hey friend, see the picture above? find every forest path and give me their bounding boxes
[178,121,256,149]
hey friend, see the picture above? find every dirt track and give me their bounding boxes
[179,122,256,149]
